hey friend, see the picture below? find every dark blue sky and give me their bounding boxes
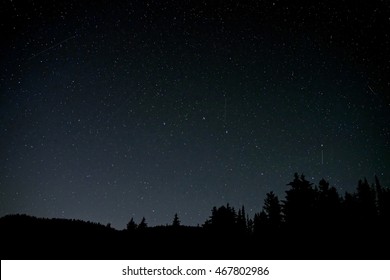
[1,0,389,229]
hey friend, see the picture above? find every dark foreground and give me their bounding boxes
[1,214,389,260]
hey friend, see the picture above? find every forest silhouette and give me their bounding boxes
[1,173,389,259]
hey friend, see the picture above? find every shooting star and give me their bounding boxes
[28,34,76,61]
[368,85,376,95]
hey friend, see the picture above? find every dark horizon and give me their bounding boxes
[1,172,388,230]
[1,172,389,260]
[1,0,389,230]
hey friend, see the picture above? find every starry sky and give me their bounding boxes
[1,0,389,229]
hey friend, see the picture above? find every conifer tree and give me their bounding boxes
[126,217,137,231]
[172,213,180,227]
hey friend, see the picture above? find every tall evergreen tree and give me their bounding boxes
[282,173,316,228]
[138,217,147,230]
[204,204,237,232]
[317,179,341,223]
[126,217,137,231]
[236,206,247,233]
[263,191,282,230]
[172,213,181,227]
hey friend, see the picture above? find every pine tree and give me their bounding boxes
[138,217,147,230]
[317,178,341,224]
[282,173,316,227]
[172,213,180,227]
[236,206,247,233]
[126,217,137,231]
[204,204,237,232]
[263,191,282,230]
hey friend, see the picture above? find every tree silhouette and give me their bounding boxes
[262,191,282,231]
[126,217,137,231]
[1,174,389,260]
[172,213,180,227]
[282,173,316,229]
[316,178,342,230]
[236,206,247,233]
[138,217,147,230]
[204,204,237,233]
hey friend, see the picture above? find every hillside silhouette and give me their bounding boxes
[1,173,389,259]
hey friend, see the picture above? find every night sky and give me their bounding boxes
[1,0,389,229]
